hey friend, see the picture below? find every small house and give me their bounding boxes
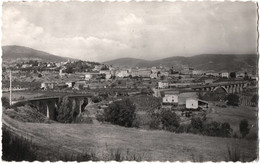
[163,94,178,105]
[186,98,209,110]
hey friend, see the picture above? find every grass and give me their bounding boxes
[206,104,258,138]
[3,114,257,162]
[226,144,242,162]
[2,126,38,161]
[2,125,142,161]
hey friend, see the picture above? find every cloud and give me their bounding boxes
[2,2,257,62]
[2,7,130,62]
[117,13,143,26]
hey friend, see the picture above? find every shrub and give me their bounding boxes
[104,98,136,127]
[191,117,204,133]
[203,121,232,137]
[2,97,10,108]
[91,96,102,103]
[56,96,74,123]
[251,94,258,106]
[203,121,221,136]
[161,110,180,132]
[239,119,250,138]
[149,113,161,130]
[96,112,105,123]
[176,124,192,133]
[220,122,232,137]
[226,94,239,106]
[140,88,153,95]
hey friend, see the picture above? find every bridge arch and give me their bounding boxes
[213,86,228,93]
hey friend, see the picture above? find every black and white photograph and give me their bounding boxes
[1,1,258,162]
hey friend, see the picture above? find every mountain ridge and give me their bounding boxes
[104,54,258,72]
[2,45,76,62]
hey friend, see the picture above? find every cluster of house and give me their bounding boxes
[83,66,170,81]
[161,91,209,110]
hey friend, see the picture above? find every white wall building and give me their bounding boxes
[85,74,93,81]
[163,94,178,104]
[116,70,129,77]
[186,98,209,110]
[158,82,169,89]
[221,72,229,78]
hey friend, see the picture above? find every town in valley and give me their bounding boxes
[1,1,258,162]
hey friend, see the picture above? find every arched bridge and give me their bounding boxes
[12,95,94,121]
[191,81,249,94]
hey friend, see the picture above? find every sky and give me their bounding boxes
[2,1,258,62]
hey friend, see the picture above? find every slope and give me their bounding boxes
[2,45,74,62]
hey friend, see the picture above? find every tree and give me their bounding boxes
[141,88,153,95]
[229,72,236,78]
[251,94,258,106]
[91,96,102,103]
[161,110,180,132]
[226,94,239,106]
[220,122,232,137]
[2,97,10,108]
[240,119,250,138]
[56,96,74,123]
[104,98,136,127]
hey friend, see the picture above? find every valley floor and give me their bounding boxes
[2,114,257,162]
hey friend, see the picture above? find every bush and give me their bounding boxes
[56,96,74,123]
[149,113,161,130]
[251,94,258,106]
[239,119,250,138]
[91,96,102,103]
[203,121,221,137]
[161,110,180,132]
[226,94,239,106]
[203,121,232,137]
[2,97,10,108]
[140,88,153,95]
[176,124,192,133]
[220,122,232,137]
[191,117,204,133]
[104,98,136,127]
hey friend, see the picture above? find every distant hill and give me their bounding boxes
[2,45,75,62]
[104,54,258,72]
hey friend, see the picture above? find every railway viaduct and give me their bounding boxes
[12,95,93,121]
[191,81,248,93]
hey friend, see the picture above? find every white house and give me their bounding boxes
[158,82,169,89]
[186,98,209,110]
[116,70,129,77]
[85,74,93,81]
[192,70,205,75]
[150,73,158,79]
[163,94,178,104]
[221,72,229,78]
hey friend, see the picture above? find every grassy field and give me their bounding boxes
[207,103,258,138]
[3,114,257,162]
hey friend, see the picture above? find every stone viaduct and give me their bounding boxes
[191,81,248,93]
[12,95,93,121]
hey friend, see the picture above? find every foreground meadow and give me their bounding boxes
[3,114,257,162]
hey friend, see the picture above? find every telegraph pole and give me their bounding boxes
[9,70,12,106]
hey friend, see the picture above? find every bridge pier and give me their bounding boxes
[46,104,50,118]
